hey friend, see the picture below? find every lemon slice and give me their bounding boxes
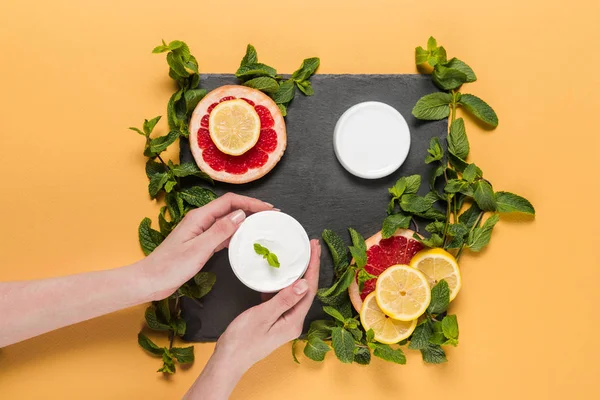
[209,99,260,156]
[360,292,417,344]
[375,264,431,321]
[410,248,461,301]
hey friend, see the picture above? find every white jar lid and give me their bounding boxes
[228,211,311,293]
[333,101,411,179]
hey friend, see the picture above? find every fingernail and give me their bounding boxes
[265,202,274,208]
[229,210,246,225]
[293,279,308,295]
[273,208,281,212]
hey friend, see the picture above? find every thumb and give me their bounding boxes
[193,209,246,255]
[258,279,309,323]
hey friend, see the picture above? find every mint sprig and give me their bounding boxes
[254,243,280,268]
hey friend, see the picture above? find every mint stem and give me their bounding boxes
[456,211,484,260]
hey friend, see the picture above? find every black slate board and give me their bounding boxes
[180,74,446,342]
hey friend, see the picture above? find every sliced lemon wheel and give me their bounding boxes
[375,264,431,321]
[410,248,461,301]
[209,99,260,156]
[360,292,417,344]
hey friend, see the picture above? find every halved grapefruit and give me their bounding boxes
[189,85,287,184]
[349,229,425,312]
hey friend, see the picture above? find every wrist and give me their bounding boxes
[133,257,163,303]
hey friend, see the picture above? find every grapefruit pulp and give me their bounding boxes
[349,228,425,312]
[189,85,286,184]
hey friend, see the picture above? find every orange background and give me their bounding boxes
[1,0,599,398]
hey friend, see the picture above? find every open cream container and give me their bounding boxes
[228,211,311,293]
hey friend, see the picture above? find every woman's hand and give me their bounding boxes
[184,240,321,400]
[140,193,274,300]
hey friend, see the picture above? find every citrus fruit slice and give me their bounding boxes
[189,85,287,184]
[208,99,260,156]
[375,264,431,321]
[348,228,424,312]
[360,292,417,344]
[410,248,462,301]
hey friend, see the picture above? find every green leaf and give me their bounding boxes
[495,192,535,215]
[429,322,447,345]
[473,180,497,211]
[348,228,366,252]
[421,344,447,364]
[272,79,296,103]
[166,192,184,222]
[171,346,194,364]
[318,267,355,299]
[354,347,371,365]
[442,315,459,341]
[240,44,258,67]
[157,298,171,322]
[389,178,407,199]
[445,58,477,82]
[357,268,376,292]
[164,180,177,193]
[400,194,437,213]
[145,159,167,179]
[349,247,367,269]
[292,339,301,364]
[463,163,483,183]
[158,351,176,374]
[184,89,207,113]
[148,172,169,199]
[449,152,469,173]
[148,131,179,155]
[266,252,280,268]
[459,93,499,127]
[173,318,186,336]
[296,80,314,96]
[366,329,375,343]
[331,327,355,364]
[171,162,213,183]
[277,103,287,116]
[425,137,444,164]
[446,223,469,249]
[193,271,216,299]
[448,118,469,160]
[291,57,320,81]
[404,175,422,194]
[459,203,482,230]
[243,76,280,94]
[322,229,350,275]
[323,306,346,323]
[428,280,450,314]
[179,186,217,207]
[412,92,452,120]
[372,343,406,364]
[432,64,468,90]
[143,116,162,135]
[409,322,434,350]
[137,333,164,356]
[235,63,277,79]
[307,320,335,341]
[429,47,447,67]
[418,233,444,248]
[445,179,469,194]
[415,207,447,221]
[129,126,145,136]
[303,337,331,362]
[425,221,445,234]
[427,37,438,51]
[415,46,429,65]
[382,213,412,239]
[145,306,171,331]
[468,214,500,251]
[138,218,164,256]
[254,243,269,256]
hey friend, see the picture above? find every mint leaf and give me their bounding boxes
[427,36,438,51]
[143,116,162,135]
[459,93,498,127]
[473,180,497,211]
[372,343,406,365]
[193,271,216,299]
[446,223,469,249]
[331,327,356,364]
[173,318,186,337]
[296,80,314,96]
[235,63,277,79]
[448,118,469,160]
[415,46,429,65]
[138,333,164,356]
[468,214,500,251]
[421,344,447,364]
[429,321,447,345]
[171,162,213,183]
[171,346,194,363]
[164,180,177,193]
[277,103,287,116]
[348,228,367,252]
[148,172,169,199]
[425,221,445,234]
[428,280,450,314]
[292,339,301,364]
[243,76,280,93]
[382,213,412,239]
[400,194,437,213]
[412,92,452,120]
[418,233,444,248]
[445,58,477,82]
[354,347,372,365]
[348,228,367,268]
[323,306,346,323]
[463,163,483,183]
[415,207,446,221]
[404,175,422,194]
[459,203,482,230]
[495,191,535,215]
[267,252,280,268]
[179,186,216,207]
[253,243,270,256]
[432,64,467,90]
[425,137,443,164]
[157,298,171,322]
[184,89,206,113]
[445,179,470,194]
[303,337,331,362]
[357,268,376,292]
[291,57,320,81]
[308,320,335,341]
[129,126,145,136]
[409,322,433,350]
[449,152,469,173]
[158,351,176,374]
[165,192,184,222]
[272,79,296,103]
[138,218,164,256]
[366,329,375,343]
[442,315,459,343]
[389,177,407,198]
[318,267,355,298]
[240,44,258,67]
[322,229,350,275]
[147,131,179,155]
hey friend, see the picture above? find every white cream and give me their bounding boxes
[228,211,311,293]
